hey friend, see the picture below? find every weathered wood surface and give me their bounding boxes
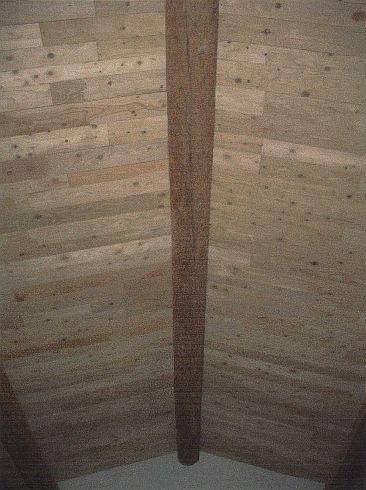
[0,0,175,482]
[0,0,365,484]
[166,0,219,465]
[202,0,366,483]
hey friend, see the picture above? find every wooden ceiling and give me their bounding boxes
[203,0,366,482]
[1,0,365,485]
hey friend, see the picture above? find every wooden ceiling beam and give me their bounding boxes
[165,0,219,465]
[325,403,366,490]
[0,366,59,489]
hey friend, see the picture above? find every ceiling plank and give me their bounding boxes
[165,0,219,465]
[325,403,366,490]
[0,366,59,489]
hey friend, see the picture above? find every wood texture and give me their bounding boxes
[202,0,366,483]
[0,367,59,489]
[166,0,219,465]
[0,0,174,481]
[0,0,365,484]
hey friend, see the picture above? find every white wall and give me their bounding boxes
[59,452,324,490]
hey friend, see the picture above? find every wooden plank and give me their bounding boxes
[0,125,109,162]
[166,0,219,465]
[216,85,265,115]
[40,18,95,47]
[3,293,172,362]
[254,92,366,154]
[0,42,98,72]
[0,85,52,113]
[0,140,167,188]
[108,115,167,146]
[0,0,95,25]
[97,35,166,61]
[216,57,366,105]
[10,263,170,316]
[50,70,165,104]
[220,0,366,28]
[0,203,170,262]
[19,168,168,211]
[0,54,166,89]
[95,13,165,40]
[261,138,366,169]
[219,14,366,56]
[40,13,165,46]
[0,24,42,51]
[325,403,366,490]
[95,0,165,17]
[264,46,366,75]
[217,40,267,64]
[0,92,167,139]
[0,367,59,489]
[1,235,171,287]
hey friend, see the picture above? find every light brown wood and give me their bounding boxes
[0,0,174,481]
[0,0,95,25]
[166,0,219,465]
[0,0,365,484]
[202,0,366,482]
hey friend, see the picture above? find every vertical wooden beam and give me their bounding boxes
[325,403,366,490]
[165,0,219,465]
[0,366,59,489]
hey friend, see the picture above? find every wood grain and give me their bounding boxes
[1,1,174,481]
[1,0,365,483]
[203,0,366,482]
[0,23,42,50]
[0,0,95,25]
[166,0,219,465]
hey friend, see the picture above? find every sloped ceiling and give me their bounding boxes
[1,0,365,484]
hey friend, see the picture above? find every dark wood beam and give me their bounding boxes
[0,366,59,489]
[325,403,366,490]
[165,0,219,465]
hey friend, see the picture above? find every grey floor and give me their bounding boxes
[59,452,325,490]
